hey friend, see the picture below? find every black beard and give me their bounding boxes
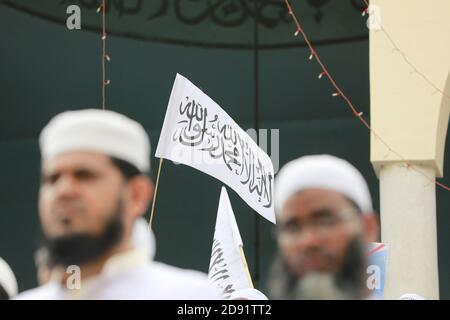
[43,200,124,267]
[334,237,369,297]
[267,237,368,300]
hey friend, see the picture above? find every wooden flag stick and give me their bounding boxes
[148,157,164,229]
[239,245,254,289]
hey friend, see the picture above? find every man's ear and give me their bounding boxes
[361,212,380,243]
[126,176,154,219]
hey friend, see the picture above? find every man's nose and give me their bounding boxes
[295,226,321,251]
[54,175,79,198]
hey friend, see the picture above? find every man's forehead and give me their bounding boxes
[280,189,355,218]
[41,151,112,172]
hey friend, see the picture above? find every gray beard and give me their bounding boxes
[294,272,354,300]
[267,237,368,300]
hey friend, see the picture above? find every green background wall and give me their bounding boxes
[1,0,449,298]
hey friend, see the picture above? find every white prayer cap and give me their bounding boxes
[0,257,18,298]
[275,155,372,214]
[229,288,269,300]
[40,109,150,172]
[399,293,426,300]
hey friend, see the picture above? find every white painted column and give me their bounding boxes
[369,0,450,300]
[379,163,439,299]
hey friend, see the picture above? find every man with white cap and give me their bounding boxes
[268,155,379,300]
[0,257,18,299]
[17,109,220,300]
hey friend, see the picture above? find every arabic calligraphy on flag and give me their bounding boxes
[156,74,275,223]
[208,187,253,298]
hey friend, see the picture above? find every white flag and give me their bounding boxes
[208,187,252,299]
[155,74,275,223]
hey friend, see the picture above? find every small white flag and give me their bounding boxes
[208,187,253,299]
[155,74,275,223]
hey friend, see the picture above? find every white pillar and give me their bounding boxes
[369,0,450,300]
[379,163,439,299]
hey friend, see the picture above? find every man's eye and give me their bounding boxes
[283,222,302,233]
[316,215,339,227]
[74,170,96,180]
[42,174,60,185]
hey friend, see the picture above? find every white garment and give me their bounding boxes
[131,218,156,260]
[16,220,221,300]
[0,257,18,298]
[399,293,426,300]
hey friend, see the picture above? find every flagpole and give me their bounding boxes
[149,157,164,229]
[239,245,254,289]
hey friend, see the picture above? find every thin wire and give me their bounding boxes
[98,0,108,110]
[283,0,450,191]
[252,0,261,288]
[362,0,450,101]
